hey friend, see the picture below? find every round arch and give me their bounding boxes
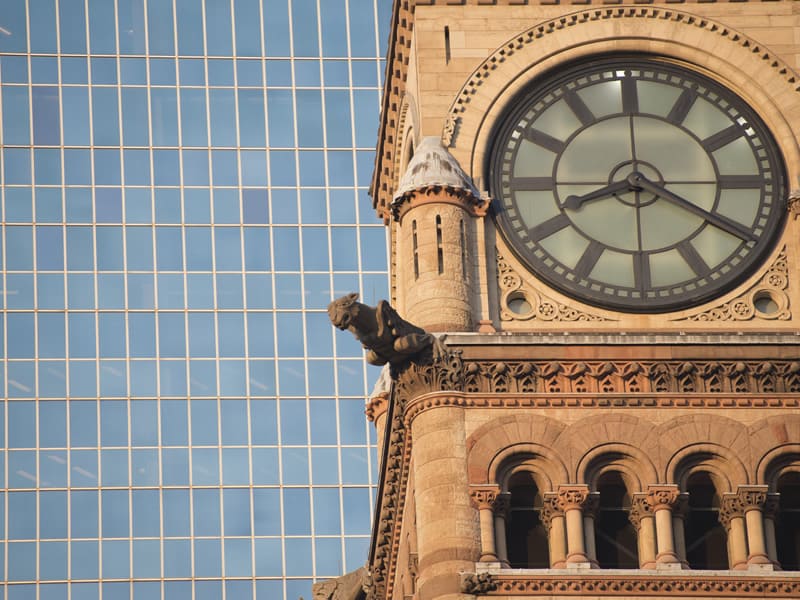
[443,7,800,194]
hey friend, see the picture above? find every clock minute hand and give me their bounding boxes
[627,173,757,242]
[563,179,632,211]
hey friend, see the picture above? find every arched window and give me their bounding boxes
[776,471,800,570]
[594,471,639,568]
[506,471,549,568]
[685,472,727,569]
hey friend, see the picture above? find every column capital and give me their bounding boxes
[735,485,769,511]
[541,493,564,529]
[493,493,511,516]
[646,485,681,511]
[469,485,501,510]
[556,485,591,511]
[763,493,780,519]
[629,494,654,529]
[719,493,745,530]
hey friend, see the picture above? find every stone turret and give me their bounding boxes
[391,137,487,332]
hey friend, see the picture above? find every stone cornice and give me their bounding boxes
[468,573,800,597]
[404,393,800,426]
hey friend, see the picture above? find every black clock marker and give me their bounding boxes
[701,125,741,153]
[666,89,696,126]
[676,240,711,276]
[564,91,595,126]
[621,77,639,114]
[523,129,566,154]
[528,214,571,241]
[574,241,605,278]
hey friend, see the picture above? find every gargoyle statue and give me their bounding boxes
[328,293,447,370]
[312,566,370,600]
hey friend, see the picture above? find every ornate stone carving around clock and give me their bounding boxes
[489,57,786,313]
[497,250,612,322]
[676,248,790,322]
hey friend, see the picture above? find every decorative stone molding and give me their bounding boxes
[442,113,459,148]
[475,574,800,597]
[449,6,800,118]
[461,572,498,594]
[365,394,389,423]
[497,251,611,323]
[788,191,800,219]
[677,249,790,322]
[397,357,800,402]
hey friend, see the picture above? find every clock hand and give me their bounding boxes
[627,173,757,242]
[563,179,632,211]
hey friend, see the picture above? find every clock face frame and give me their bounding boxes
[489,57,786,313]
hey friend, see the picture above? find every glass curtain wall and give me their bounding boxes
[0,0,390,598]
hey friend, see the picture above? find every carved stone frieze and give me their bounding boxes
[497,251,611,322]
[475,574,800,597]
[442,113,459,148]
[678,248,790,322]
[396,358,800,401]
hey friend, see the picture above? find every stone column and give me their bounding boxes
[671,493,689,568]
[542,493,567,568]
[630,494,656,569]
[411,405,479,600]
[763,493,779,567]
[736,486,772,569]
[469,486,500,563]
[583,493,600,568]
[647,485,681,567]
[493,494,511,568]
[557,485,592,567]
[720,494,748,570]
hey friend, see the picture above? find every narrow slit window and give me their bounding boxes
[460,219,468,281]
[412,220,419,280]
[436,215,443,274]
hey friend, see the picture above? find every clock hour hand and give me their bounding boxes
[563,179,632,211]
[627,173,757,242]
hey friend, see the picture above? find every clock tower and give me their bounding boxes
[325,2,800,600]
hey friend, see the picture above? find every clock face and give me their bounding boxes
[489,57,786,312]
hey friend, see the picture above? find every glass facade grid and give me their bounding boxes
[1,0,391,598]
